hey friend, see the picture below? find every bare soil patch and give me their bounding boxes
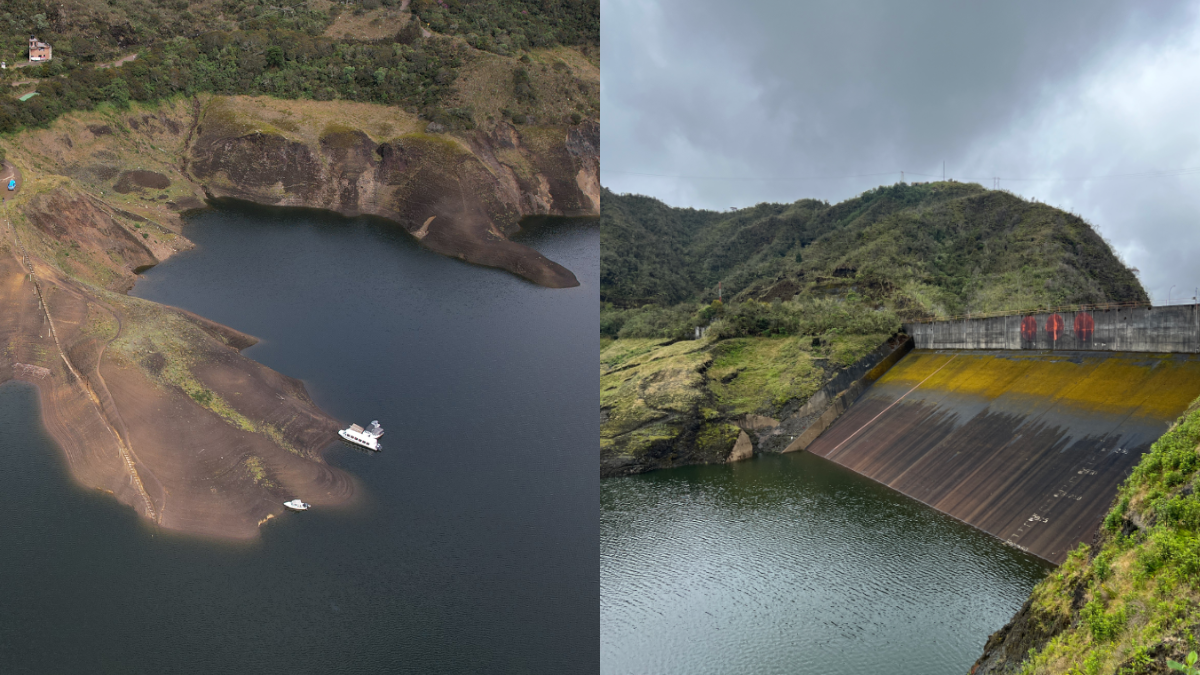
[114,170,171,193]
[323,6,412,40]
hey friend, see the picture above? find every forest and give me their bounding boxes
[0,0,598,135]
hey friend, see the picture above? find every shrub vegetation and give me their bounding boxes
[601,183,1147,329]
[0,0,597,135]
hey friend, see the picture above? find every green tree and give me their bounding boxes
[103,78,131,108]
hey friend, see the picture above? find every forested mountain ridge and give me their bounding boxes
[601,182,1147,320]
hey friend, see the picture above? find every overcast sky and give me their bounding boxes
[601,0,1200,305]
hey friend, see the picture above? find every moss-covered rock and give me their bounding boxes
[600,333,894,477]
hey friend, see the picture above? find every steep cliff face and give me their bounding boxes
[186,96,598,287]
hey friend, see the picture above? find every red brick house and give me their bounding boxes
[28,36,51,62]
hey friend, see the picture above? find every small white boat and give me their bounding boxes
[338,420,384,451]
[284,499,311,511]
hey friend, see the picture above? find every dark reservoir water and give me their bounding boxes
[0,206,598,673]
[601,454,1052,675]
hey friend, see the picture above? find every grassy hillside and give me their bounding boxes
[0,1,598,136]
[602,182,1147,337]
[600,330,894,476]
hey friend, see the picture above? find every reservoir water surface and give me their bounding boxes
[601,453,1052,675]
[0,206,598,673]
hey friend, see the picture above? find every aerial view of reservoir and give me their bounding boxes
[0,206,599,673]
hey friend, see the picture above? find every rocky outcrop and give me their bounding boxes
[187,97,598,287]
[23,190,158,292]
[600,334,911,478]
[970,592,1084,674]
[728,430,754,462]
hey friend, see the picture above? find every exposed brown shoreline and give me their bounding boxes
[185,97,597,289]
[0,92,597,538]
[0,230,358,538]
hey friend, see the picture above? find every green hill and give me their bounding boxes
[602,182,1146,327]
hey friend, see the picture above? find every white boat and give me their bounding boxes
[284,499,310,511]
[338,420,384,451]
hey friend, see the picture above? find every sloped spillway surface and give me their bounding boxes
[807,350,1200,563]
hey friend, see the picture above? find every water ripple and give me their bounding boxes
[601,453,1050,675]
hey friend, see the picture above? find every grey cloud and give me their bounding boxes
[602,0,1200,303]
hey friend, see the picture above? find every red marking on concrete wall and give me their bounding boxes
[1075,313,1095,341]
[1046,314,1064,342]
[1020,316,1037,342]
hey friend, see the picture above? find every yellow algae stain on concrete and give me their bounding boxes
[879,350,1200,419]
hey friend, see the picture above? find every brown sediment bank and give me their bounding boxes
[0,214,354,538]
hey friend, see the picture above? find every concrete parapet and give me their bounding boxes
[904,305,1200,353]
[758,334,913,454]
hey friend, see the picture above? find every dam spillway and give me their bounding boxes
[805,349,1200,563]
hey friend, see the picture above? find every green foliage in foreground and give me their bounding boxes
[1012,397,1200,674]
[1169,652,1200,674]
[601,183,1147,318]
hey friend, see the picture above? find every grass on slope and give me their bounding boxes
[600,338,711,439]
[1012,396,1200,674]
[601,333,890,461]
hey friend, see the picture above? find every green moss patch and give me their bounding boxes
[600,338,710,438]
[708,337,822,416]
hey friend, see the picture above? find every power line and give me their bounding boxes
[603,165,1200,183]
[603,169,902,181]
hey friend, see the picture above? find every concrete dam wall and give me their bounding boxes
[903,305,1200,353]
[805,349,1200,563]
